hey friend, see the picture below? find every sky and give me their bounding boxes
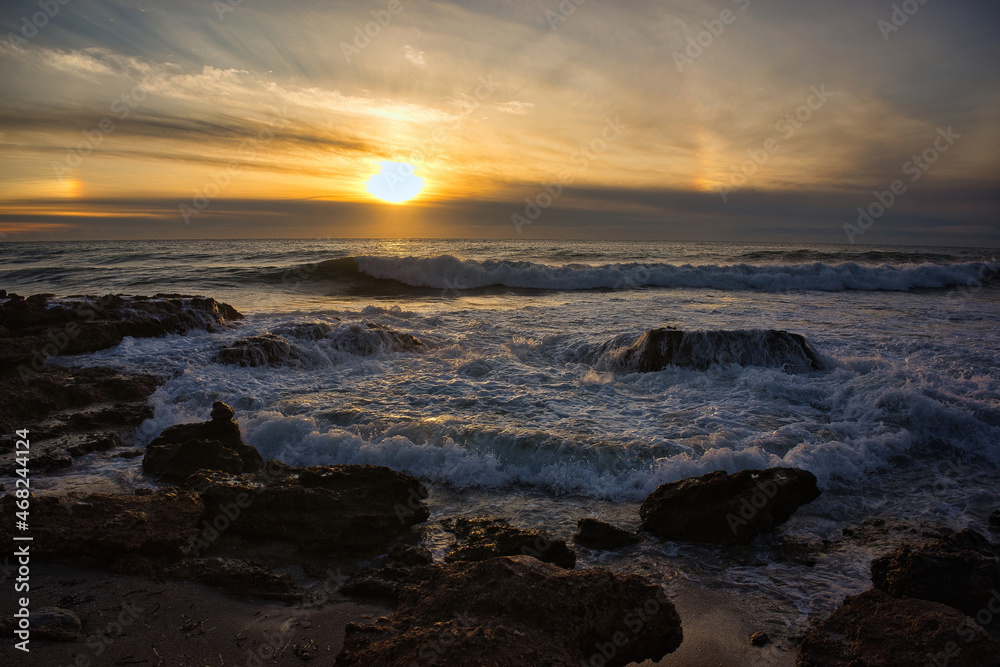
[0,0,998,244]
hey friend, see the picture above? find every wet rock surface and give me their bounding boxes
[871,528,1000,618]
[0,488,203,562]
[796,589,1000,667]
[574,518,640,550]
[338,555,683,667]
[444,516,577,569]
[215,333,302,367]
[588,327,825,373]
[341,544,437,600]
[143,401,264,481]
[187,462,429,551]
[640,468,821,545]
[0,292,243,374]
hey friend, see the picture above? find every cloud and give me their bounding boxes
[403,45,426,66]
[495,100,535,115]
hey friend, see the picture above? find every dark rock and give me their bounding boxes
[0,607,83,641]
[0,289,6,298]
[0,366,158,435]
[329,322,425,356]
[575,518,640,550]
[338,556,683,667]
[188,463,429,552]
[0,488,203,561]
[797,589,1000,667]
[990,511,1000,530]
[143,402,264,481]
[639,468,821,545]
[163,557,303,601]
[750,631,769,647]
[584,328,825,373]
[0,293,242,373]
[342,545,438,600]
[273,321,334,340]
[444,516,576,569]
[215,334,302,367]
[871,528,1000,618]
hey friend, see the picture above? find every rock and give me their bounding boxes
[273,321,334,340]
[444,517,576,569]
[749,631,769,647]
[164,557,303,601]
[0,607,83,641]
[341,545,437,600]
[583,328,825,373]
[0,488,203,561]
[187,462,429,551]
[575,518,640,550]
[338,556,683,667]
[639,468,821,545]
[329,322,425,356]
[0,293,242,372]
[870,528,1000,618]
[797,589,1000,667]
[215,334,302,367]
[0,366,157,435]
[990,510,1000,530]
[143,402,264,481]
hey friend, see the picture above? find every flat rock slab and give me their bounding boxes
[187,462,429,552]
[0,488,203,561]
[338,555,683,667]
[797,589,1000,667]
[640,468,820,545]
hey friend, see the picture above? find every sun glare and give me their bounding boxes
[366,161,424,203]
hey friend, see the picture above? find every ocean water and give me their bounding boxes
[3,239,999,656]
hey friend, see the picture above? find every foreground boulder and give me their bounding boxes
[188,462,429,552]
[584,328,824,373]
[797,589,1000,666]
[871,528,1000,618]
[575,518,640,550]
[338,556,683,667]
[444,517,576,569]
[143,401,264,481]
[0,488,203,561]
[1,292,242,375]
[640,468,821,545]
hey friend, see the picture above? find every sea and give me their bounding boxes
[2,239,999,658]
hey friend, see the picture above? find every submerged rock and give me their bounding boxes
[215,333,301,367]
[329,321,425,356]
[586,327,825,373]
[797,589,1000,667]
[143,401,264,481]
[187,462,429,551]
[870,528,1000,618]
[639,468,821,545]
[338,556,683,667]
[574,518,640,550]
[0,488,203,561]
[444,516,576,569]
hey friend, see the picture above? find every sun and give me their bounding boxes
[366,161,424,203]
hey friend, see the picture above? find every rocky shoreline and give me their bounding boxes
[2,292,999,665]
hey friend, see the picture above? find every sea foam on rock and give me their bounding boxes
[639,468,821,545]
[143,401,264,481]
[577,328,826,373]
[338,556,683,667]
